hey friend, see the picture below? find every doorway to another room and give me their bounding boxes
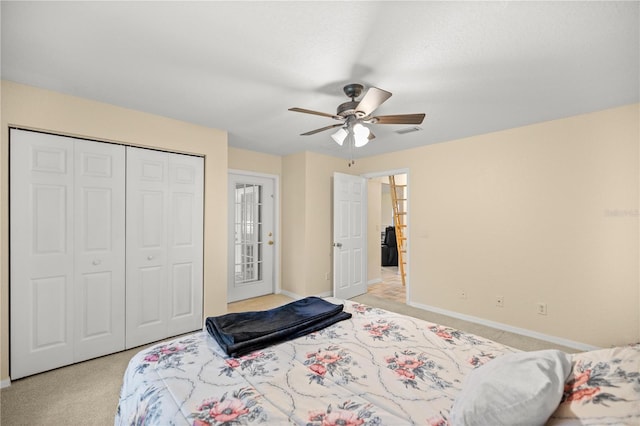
[366,172,408,304]
[368,266,405,302]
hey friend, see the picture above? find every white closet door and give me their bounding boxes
[10,130,75,379]
[73,139,126,361]
[126,148,170,348]
[126,147,204,348]
[10,130,126,379]
[166,154,204,336]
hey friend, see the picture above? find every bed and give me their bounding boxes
[115,298,640,425]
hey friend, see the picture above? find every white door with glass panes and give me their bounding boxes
[227,173,275,302]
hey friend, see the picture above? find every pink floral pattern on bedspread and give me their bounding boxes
[115,299,514,425]
[547,343,640,425]
[116,299,637,425]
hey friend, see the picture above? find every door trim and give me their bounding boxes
[227,169,280,300]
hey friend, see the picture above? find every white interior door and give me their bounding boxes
[227,173,275,302]
[333,172,367,299]
[73,139,126,362]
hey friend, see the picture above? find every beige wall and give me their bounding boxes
[381,186,393,228]
[228,147,282,176]
[1,81,229,382]
[305,153,355,295]
[357,104,639,348]
[281,152,307,296]
[368,179,382,283]
[280,152,353,296]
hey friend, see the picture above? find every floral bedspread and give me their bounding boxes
[547,343,640,425]
[115,299,639,425]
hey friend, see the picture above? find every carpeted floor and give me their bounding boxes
[1,292,577,425]
[1,344,146,425]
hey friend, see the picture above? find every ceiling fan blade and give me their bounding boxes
[356,87,392,116]
[289,107,341,120]
[301,123,344,136]
[371,113,426,125]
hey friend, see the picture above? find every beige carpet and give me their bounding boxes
[1,345,145,425]
[1,293,577,425]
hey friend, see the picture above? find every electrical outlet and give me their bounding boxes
[496,296,504,307]
[458,290,467,299]
[537,303,548,315]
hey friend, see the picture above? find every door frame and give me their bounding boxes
[227,169,280,301]
[362,168,410,303]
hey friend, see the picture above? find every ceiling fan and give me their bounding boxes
[289,83,426,148]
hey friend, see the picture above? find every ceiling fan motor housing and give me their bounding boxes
[337,101,366,119]
[338,83,368,118]
[343,83,364,99]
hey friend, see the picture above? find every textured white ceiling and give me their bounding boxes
[2,1,638,159]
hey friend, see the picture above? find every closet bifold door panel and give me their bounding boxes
[125,147,204,349]
[10,129,126,379]
[10,130,203,378]
[165,151,204,337]
[73,139,126,362]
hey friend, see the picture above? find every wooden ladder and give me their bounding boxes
[388,175,407,286]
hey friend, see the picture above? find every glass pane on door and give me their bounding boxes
[234,183,263,284]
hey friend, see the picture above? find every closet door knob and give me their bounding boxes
[92,259,101,266]
[147,255,153,260]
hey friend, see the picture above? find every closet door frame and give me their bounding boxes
[9,128,204,378]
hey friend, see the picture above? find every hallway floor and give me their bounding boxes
[367,266,405,303]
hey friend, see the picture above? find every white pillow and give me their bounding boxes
[449,349,572,426]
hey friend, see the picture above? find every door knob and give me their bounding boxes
[333,242,342,248]
[92,259,101,266]
[268,240,274,245]
[147,255,153,260]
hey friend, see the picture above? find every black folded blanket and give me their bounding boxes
[206,296,352,357]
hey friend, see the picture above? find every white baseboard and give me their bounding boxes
[278,290,300,299]
[269,291,596,352]
[279,290,333,300]
[408,301,599,352]
[1,378,11,389]
[367,278,382,286]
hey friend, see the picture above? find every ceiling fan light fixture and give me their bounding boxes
[289,83,426,161]
[353,123,370,147]
[331,127,348,146]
